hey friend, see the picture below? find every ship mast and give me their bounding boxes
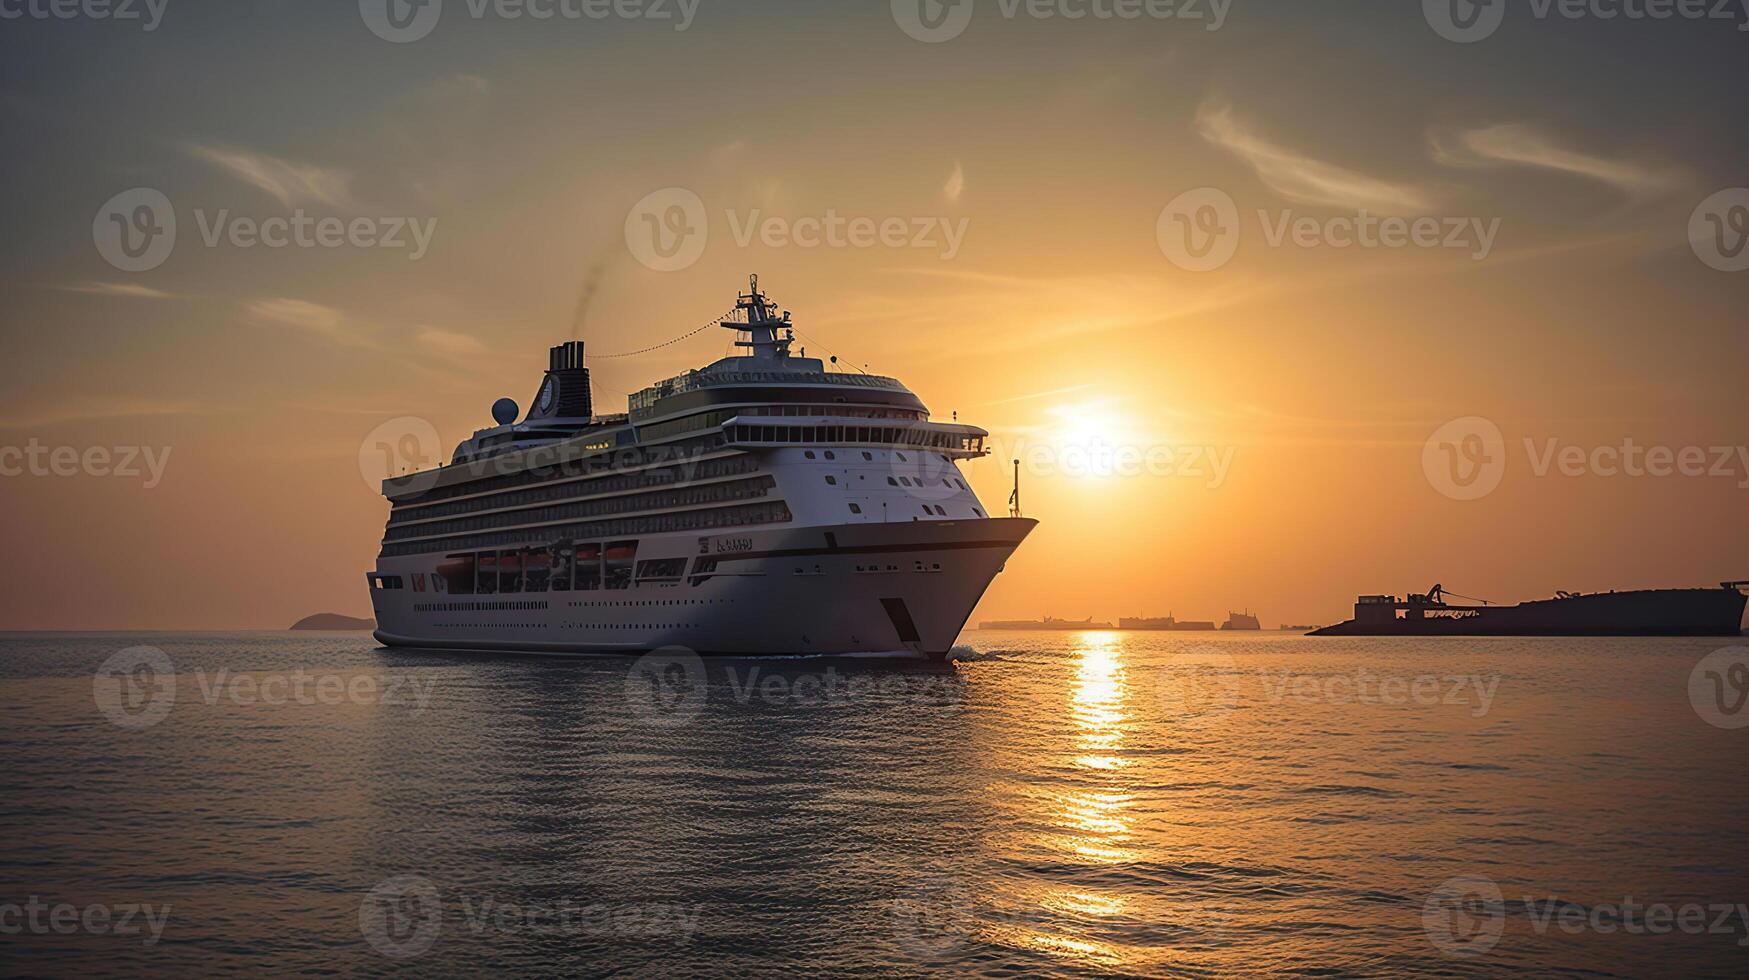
[721,274,795,361]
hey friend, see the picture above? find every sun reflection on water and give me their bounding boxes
[1013,632,1144,966]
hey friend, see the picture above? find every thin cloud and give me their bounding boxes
[245,297,376,348]
[187,144,357,209]
[944,161,965,202]
[417,327,484,358]
[979,382,1098,407]
[1197,101,1437,214]
[1430,123,1680,198]
[0,398,205,430]
[55,281,179,299]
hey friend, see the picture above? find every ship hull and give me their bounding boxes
[1311,588,1747,637]
[369,518,1034,658]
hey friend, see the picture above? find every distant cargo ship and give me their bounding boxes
[1117,614,1216,631]
[1312,582,1748,637]
[979,616,1114,630]
[1221,611,1261,631]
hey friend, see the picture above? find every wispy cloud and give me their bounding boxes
[1430,123,1680,199]
[245,297,375,348]
[979,382,1097,407]
[1197,101,1438,214]
[187,144,357,209]
[54,281,179,300]
[816,267,1278,356]
[0,398,205,430]
[417,327,484,358]
[944,162,965,203]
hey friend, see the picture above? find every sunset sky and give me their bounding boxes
[1,0,1745,629]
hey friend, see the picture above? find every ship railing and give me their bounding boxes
[629,369,906,412]
[721,415,989,457]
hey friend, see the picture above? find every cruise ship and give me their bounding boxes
[366,277,1036,658]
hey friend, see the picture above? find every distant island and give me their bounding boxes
[289,613,376,631]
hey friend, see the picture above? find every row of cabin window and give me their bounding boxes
[386,476,777,543]
[379,500,792,558]
[392,455,758,523]
[403,432,726,505]
[845,502,980,518]
[424,543,694,595]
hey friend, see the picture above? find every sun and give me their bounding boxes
[1041,400,1146,480]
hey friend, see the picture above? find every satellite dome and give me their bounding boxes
[491,397,519,425]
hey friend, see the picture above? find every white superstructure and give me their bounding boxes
[367,276,1035,657]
